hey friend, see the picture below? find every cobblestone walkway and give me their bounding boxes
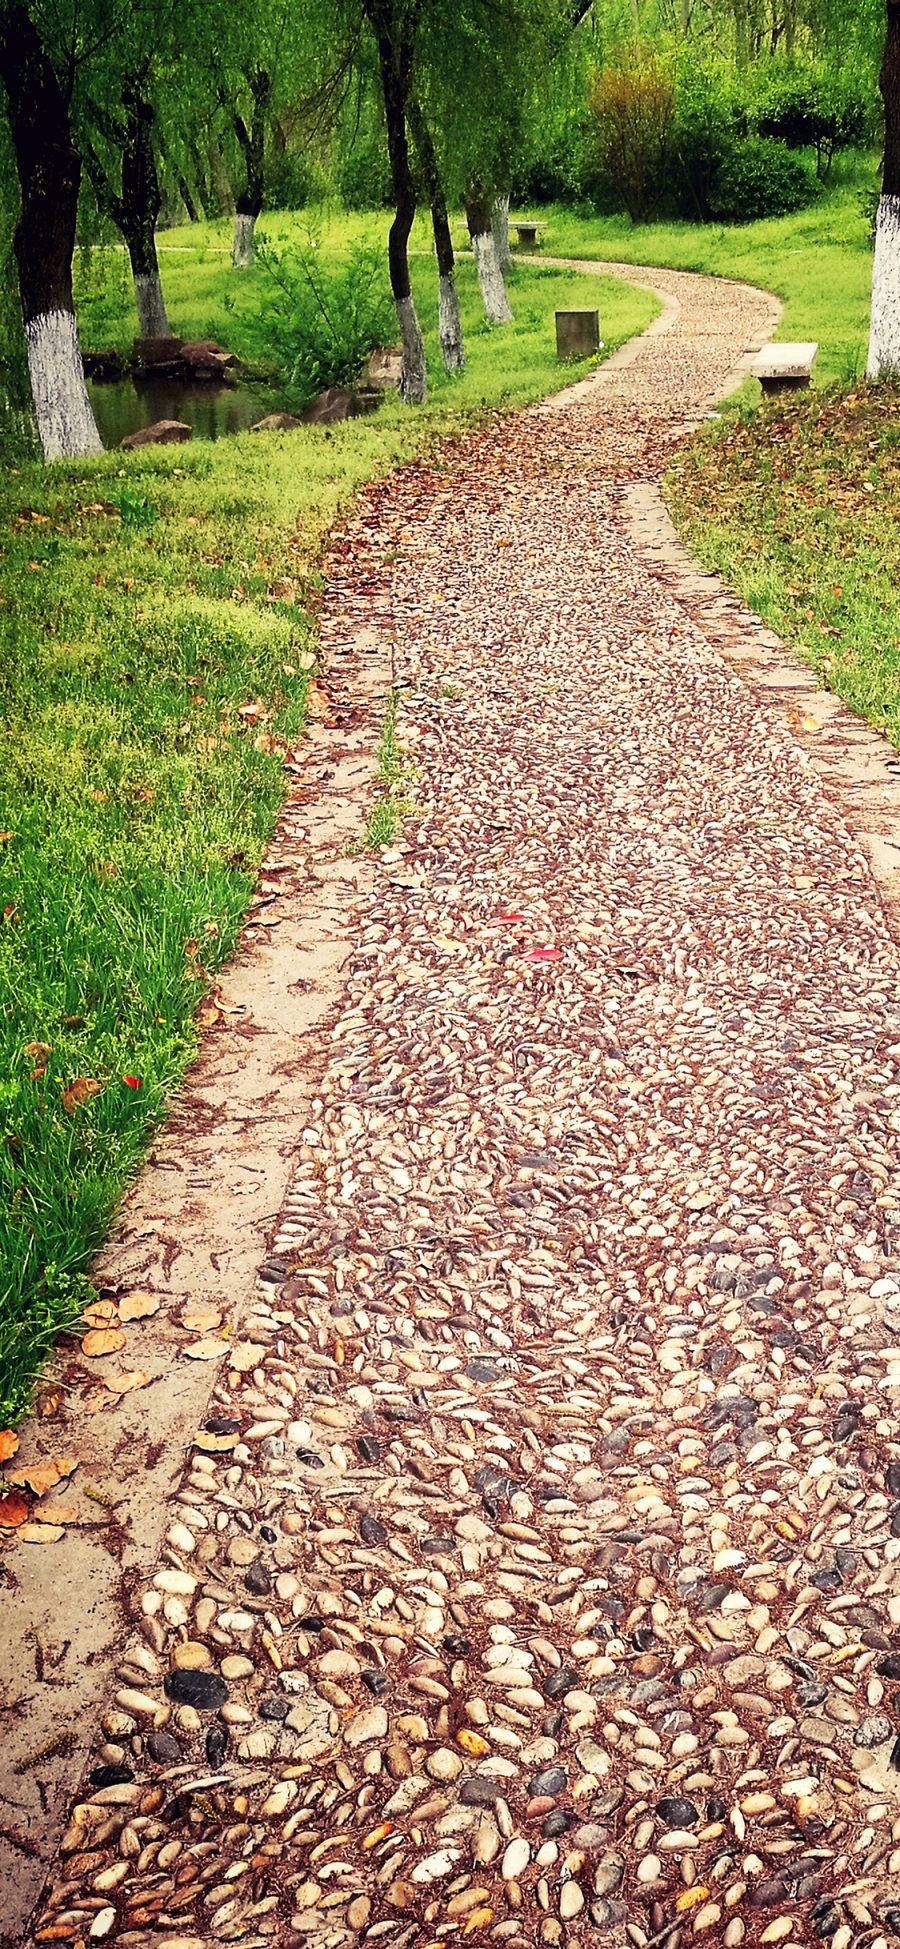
[26,271,900,1949]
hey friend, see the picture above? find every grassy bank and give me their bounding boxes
[667,384,900,745]
[0,240,656,1423]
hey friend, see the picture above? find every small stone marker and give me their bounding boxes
[556,309,600,360]
[751,341,818,395]
[514,221,542,249]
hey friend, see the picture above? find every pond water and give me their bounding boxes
[87,376,283,447]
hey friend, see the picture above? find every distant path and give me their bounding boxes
[17,263,900,1949]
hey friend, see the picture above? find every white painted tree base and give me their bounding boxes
[232,211,257,270]
[438,274,464,372]
[396,295,426,404]
[133,271,171,339]
[26,309,102,459]
[472,231,512,325]
[868,195,900,379]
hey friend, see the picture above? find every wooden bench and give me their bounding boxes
[513,220,544,249]
[751,341,818,396]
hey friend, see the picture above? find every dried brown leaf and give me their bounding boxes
[81,1327,127,1358]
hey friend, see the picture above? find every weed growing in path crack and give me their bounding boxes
[361,692,419,849]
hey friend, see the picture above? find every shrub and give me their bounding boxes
[337,131,392,209]
[587,44,675,224]
[233,236,395,400]
[708,135,815,223]
[670,61,746,222]
[754,64,871,178]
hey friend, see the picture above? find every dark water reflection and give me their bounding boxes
[88,376,283,447]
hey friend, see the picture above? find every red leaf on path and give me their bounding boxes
[122,1075,142,1088]
[525,947,561,961]
[497,912,527,923]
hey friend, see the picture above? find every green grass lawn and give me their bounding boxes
[0,235,656,1424]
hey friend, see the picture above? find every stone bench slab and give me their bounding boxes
[751,341,818,390]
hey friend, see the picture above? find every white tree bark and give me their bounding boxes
[396,294,426,404]
[491,193,511,274]
[232,211,257,269]
[438,273,464,373]
[133,270,171,338]
[867,193,900,378]
[472,230,513,326]
[25,308,103,459]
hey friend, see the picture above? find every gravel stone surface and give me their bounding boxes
[24,267,900,1949]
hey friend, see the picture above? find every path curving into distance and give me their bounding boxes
[20,263,900,1949]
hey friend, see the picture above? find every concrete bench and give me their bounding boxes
[751,341,818,396]
[514,221,544,249]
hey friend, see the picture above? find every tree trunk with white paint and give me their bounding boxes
[120,86,172,338]
[407,94,464,375]
[467,184,513,325]
[369,6,426,403]
[868,0,900,378]
[0,5,102,458]
[491,192,511,274]
[231,209,258,269]
[231,70,269,269]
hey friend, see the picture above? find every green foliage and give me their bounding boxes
[233,233,395,399]
[753,61,873,178]
[72,239,131,348]
[707,134,816,224]
[0,116,34,460]
[588,43,676,224]
[670,61,746,223]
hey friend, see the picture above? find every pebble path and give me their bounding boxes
[26,269,900,1949]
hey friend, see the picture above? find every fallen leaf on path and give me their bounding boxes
[62,1077,102,1113]
[118,1292,160,1323]
[431,935,467,955]
[183,1337,226,1361]
[181,1306,222,1332]
[304,680,333,722]
[19,1523,65,1544]
[228,1341,267,1373]
[525,947,561,961]
[192,1430,238,1452]
[496,912,527,924]
[0,1492,29,1527]
[104,1369,151,1396]
[81,1328,127,1358]
[36,1503,79,1524]
[0,1429,20,1463]
[7,1456,77,1496]
[237,698,267,722]
[82,1300,119,1330]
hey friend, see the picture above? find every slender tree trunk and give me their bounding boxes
[120,86,171,338]
[869,0,900,378]
[179,174,201,223]
[491,192,511,274]
[0,5,101,459]
[232,70,269,269]
[408,96,463,373]
[466,181,512,325]
[368,7,425,404]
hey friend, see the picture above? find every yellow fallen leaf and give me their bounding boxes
[228,1341,267,1373]
[82,1327,127,1358]
[7,1456,77,1496]
[181,1307,222,1332]
[0,1491,29,1527]
[0,1429,20,1463]
[183,1337,226,1361]
[19,1522,66,1543]
[118,1292,160,1323]
[82,1299,120,1329]
[36,1503,79,1524]
[192,1431,238,1453]
[104,1369,151,1395]
[676,1887,711,1913]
